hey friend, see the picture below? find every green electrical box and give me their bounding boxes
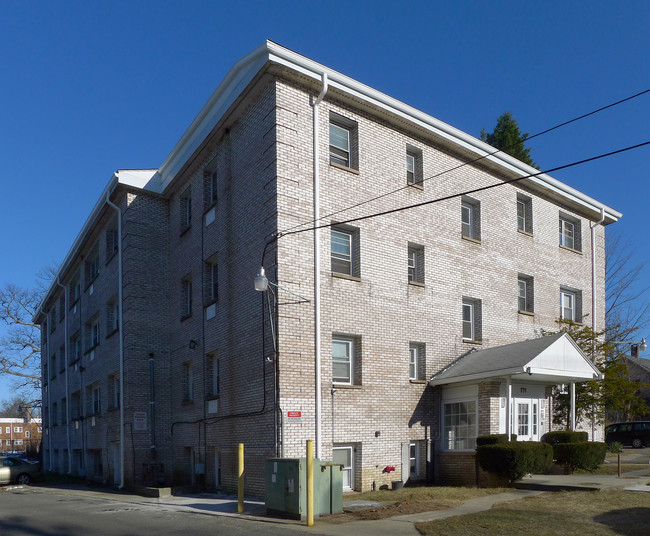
[265,458,343,520]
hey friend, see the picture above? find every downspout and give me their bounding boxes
[105,193,124,489]
[56,279,72,473]
[590,207,606,357]
[312,72,328,460]
[506,377,512,441]
[46,318,52,470]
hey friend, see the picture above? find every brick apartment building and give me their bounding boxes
[35,41,620,493]
[0,418,42,454]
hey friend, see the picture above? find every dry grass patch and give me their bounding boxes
[415,489,650,536]
[322,486,509,522]
[580,463,650,475]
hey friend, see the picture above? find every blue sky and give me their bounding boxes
[1,1,649,403]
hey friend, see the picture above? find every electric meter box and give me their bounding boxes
[265,458,343,520]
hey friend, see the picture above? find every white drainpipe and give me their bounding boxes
[105,192,124,488]
[313,72,328,459]
[56,279,72,473]
[590,207,606,356]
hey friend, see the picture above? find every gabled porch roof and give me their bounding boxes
[428,333,603,386]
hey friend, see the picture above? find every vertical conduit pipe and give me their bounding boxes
[312,72,328,460]
[105,193,124,489]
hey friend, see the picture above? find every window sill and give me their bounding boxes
[182,399,195,406]
[105,328,119,339]
[559,244,582,255]
[518,310,535,317]
[180,225,192,237]
[408,280,425,288]
[329,162,360,175]
[204,299,218,308]
[333,383,362,389]
[407,182,424,191]
[462,339,482,345]
[409,379,427,384]
[517,229,533,237]
[461,235,481,245]
[84,343,99,355]
[332,272,361,282]
[180,313,193,322]
[203,201,217,214]
[206,394,220,402]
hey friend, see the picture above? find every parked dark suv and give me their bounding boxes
[605,421,650,448]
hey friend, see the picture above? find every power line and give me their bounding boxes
[279,88,650,236]
[279,140,650,237]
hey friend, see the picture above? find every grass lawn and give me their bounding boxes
[415,489,650,536]
[324,486,510,522]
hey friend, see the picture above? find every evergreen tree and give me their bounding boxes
[480,112,539,169]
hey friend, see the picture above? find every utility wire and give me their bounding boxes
[279,140,650,238]
[279,88,650,235]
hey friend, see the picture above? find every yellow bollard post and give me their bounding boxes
[306,439,314,527]
[238,443,244,513]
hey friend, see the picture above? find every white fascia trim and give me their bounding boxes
[428,367,527,386]
[157,40,620,222]
[34,169,157,321]
[428,366,600,386]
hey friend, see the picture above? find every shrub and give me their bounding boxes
[553,442,607,473]
[476,434,517,446]
[541,431,588,445]
[477,442,553,482]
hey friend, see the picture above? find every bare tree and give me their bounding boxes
[0,265,56,404]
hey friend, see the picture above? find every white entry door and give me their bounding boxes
[514,399,540,441]
[332,446,354,491]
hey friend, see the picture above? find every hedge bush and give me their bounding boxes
[476,434,517,446]
[553,442,607,473]
[540,431,588,445]
[477,442,553,482]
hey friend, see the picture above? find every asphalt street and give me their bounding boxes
[0,486,312,536]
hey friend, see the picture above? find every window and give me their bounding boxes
[91,385,101,415]
[560,288,582,322]
[180,186,192,230]
[444,400,477,450]
[329,113,358,169]
[518,274,534,313]
[406,147,423,186]
[50,353,57,379]
[181,276,193,318]
[106,226,118,259]
[409,442,419,477]
[109,374,120,409]
[59,345,66,372]
[71,391,81,420]
[209,354,220,397]
[69,331,81,363]
[14,426,23,433]
[183,362,194,403]
[409,342,425,380]
[85,244,100,286]
[59,294,65,323]
[205,256,218,303]
[85,314,100,351]
[517,194,533,234]
[61,397,67,424]
[70,271,81,305]
[25,430,31,439]
[332,336,360,385]
[205,169,218,206]
[462,298,482,341]
[559,214,581,251]
[408,244,424,284]
[332,446,354,491]
[52,402,58,425]
[461,197,481,241]
[106,298,118,334]
[331,226,359,277]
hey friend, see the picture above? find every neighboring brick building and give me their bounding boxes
[35,41,620,493]
[0,418,42,454]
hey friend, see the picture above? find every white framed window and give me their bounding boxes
[329,123,350,167]
[5,426,9,434]
[517,194,533,233]
[331,229,352,275]
[333,445,354,491]
[409,346,418,380]
[406,152,416,184]
[462,298,481,341]
[25,430,31,438]
[409,442,419,477]
[561,289,576,321]
[559,218,574,249]
[444,400,477,450]
[407,244,424,284]
[14,426,23,433]
[461,197,481,240]
[518,274,534,313]
[332,338,353,384]
[15,439,23,446]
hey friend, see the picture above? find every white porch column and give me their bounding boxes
[570,382,576,431]
[506,377,512,440]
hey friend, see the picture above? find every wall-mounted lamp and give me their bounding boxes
[254,267,268,292]
[189,340,198,350]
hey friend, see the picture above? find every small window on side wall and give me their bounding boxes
[560,287,582,322]
[331,225,360,278]
[406,146,423,187]
[462,297,482,342]
[408,244,424,284]
[461,197,481,241]
[329,112,358,170]
[517,194,533,234]
[518,274,534,313]
[559,213,581,251]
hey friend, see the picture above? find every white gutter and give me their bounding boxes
[312,72,328,460]
[591,207,606,357]
[56,280,72,474]
[105,193,125,489]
